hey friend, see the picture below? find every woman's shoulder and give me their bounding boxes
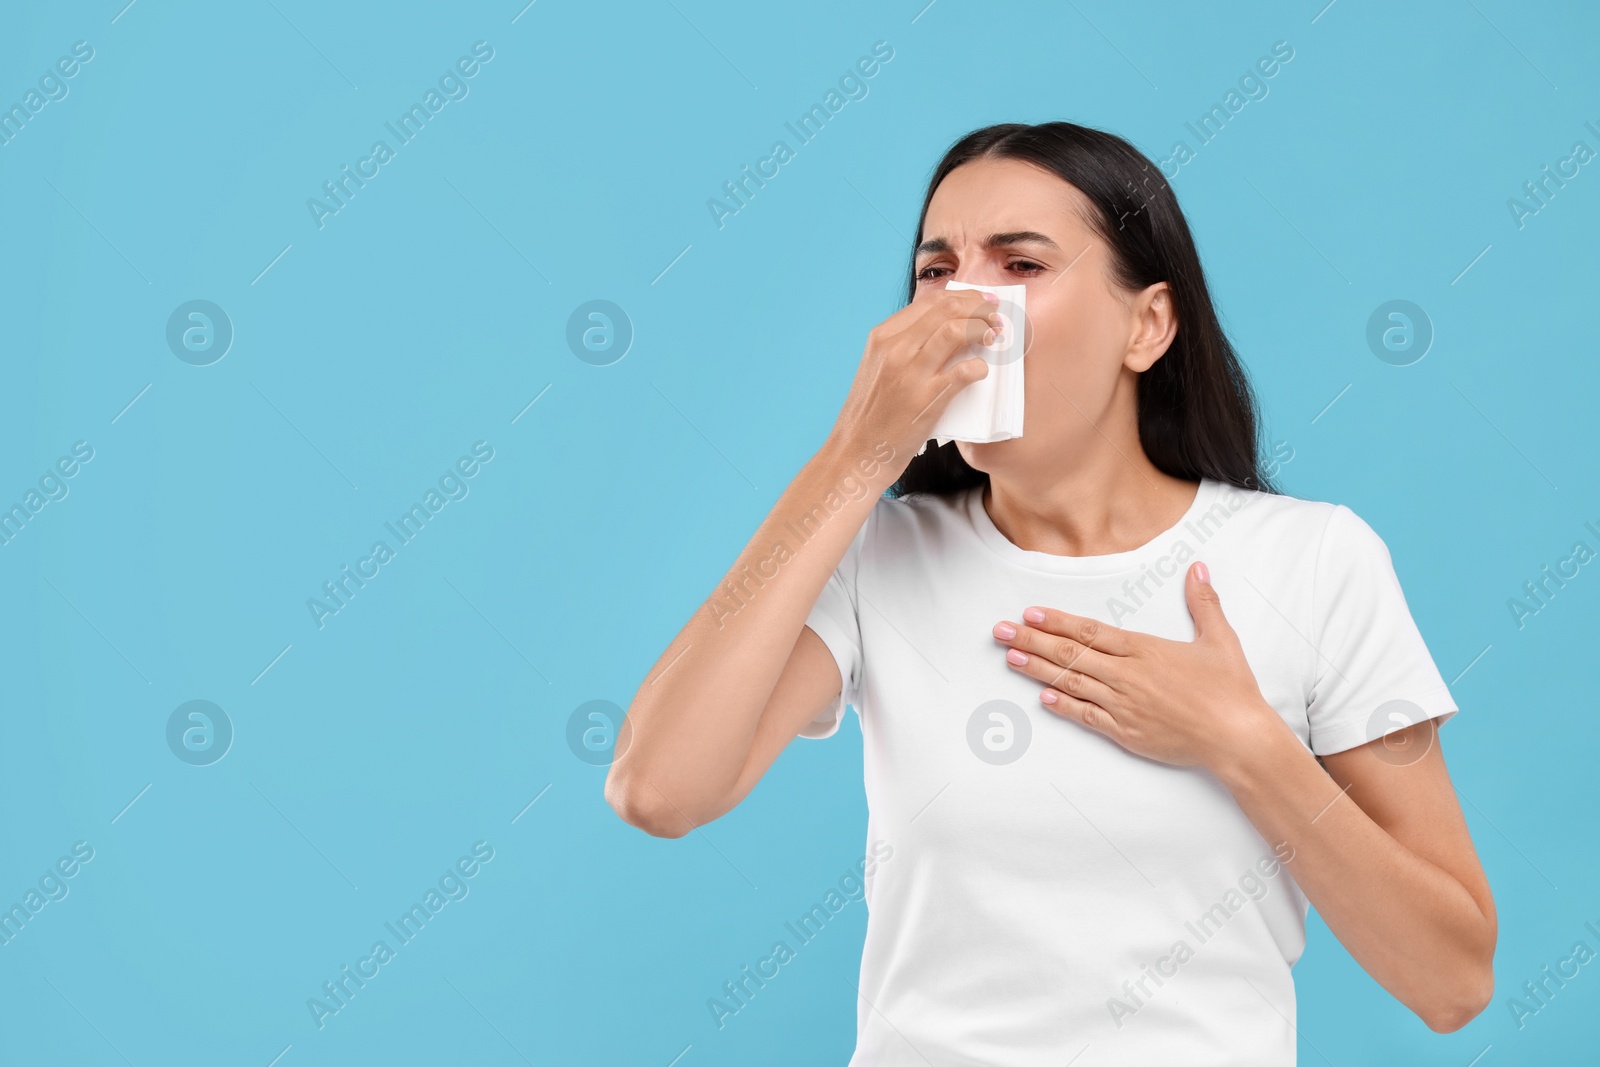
[870,485,977,523]
[1211,480,1404,570]
[853,486,977,550]
[1213,478,1342,531]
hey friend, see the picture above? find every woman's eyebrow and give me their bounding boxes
[915,231,1062,257]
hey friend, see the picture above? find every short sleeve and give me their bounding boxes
[1304,504,1458,757]
[796,510,871,740]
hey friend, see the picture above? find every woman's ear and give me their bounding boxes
[1124,282,1177,373]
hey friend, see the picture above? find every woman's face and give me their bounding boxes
[911,157,1174,473]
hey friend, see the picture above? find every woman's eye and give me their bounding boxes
[917,261,1042,282]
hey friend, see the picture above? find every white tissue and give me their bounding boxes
[916,280,1026,456]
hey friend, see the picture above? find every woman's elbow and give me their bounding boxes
[1419,966,1495,1033]
[604,771,694,839]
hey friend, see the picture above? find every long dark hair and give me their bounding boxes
[888,122,1278,499]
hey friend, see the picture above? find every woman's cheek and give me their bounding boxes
[1020,285,1073,359]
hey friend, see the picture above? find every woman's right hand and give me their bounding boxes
[827,288,1004,475]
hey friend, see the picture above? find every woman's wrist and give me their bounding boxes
[1206,700,1303,797]
[816,432,903,495]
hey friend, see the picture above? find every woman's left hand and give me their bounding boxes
[992,561,1281,774]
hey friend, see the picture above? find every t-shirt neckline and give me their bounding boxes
[963,476,1222,575]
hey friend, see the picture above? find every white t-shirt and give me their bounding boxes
[800,476,1458,1066]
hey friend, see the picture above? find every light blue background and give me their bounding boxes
[1,0,1596,1063]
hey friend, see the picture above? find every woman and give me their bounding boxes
[606,121,1496,1065]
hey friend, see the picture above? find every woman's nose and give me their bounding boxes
[946,264,1006,287]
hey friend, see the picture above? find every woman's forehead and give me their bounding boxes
[923,161,1092,243]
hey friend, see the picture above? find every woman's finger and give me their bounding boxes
[1020,605,1137,657]
[1039,687,1123,742]
[1004,645,1119,709]
[905,290,1004,371]
[996,621,1124,685]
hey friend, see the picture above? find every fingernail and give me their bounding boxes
[1195,561,1210,583]
[1007,648,1028,665]
[1023,607,1046,624]
[982,292,999,303]
[1040,690,1058,705]
[993,621,1016,640]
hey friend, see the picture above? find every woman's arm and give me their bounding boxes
[604,439,886,837]
[605,288,1005,837]
[1215,717,1496,1032]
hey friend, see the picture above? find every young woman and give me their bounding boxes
[606,122,1496,1065]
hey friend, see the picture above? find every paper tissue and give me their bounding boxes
[915,280,1026,457]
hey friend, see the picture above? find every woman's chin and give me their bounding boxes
[955,439,1005,470]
